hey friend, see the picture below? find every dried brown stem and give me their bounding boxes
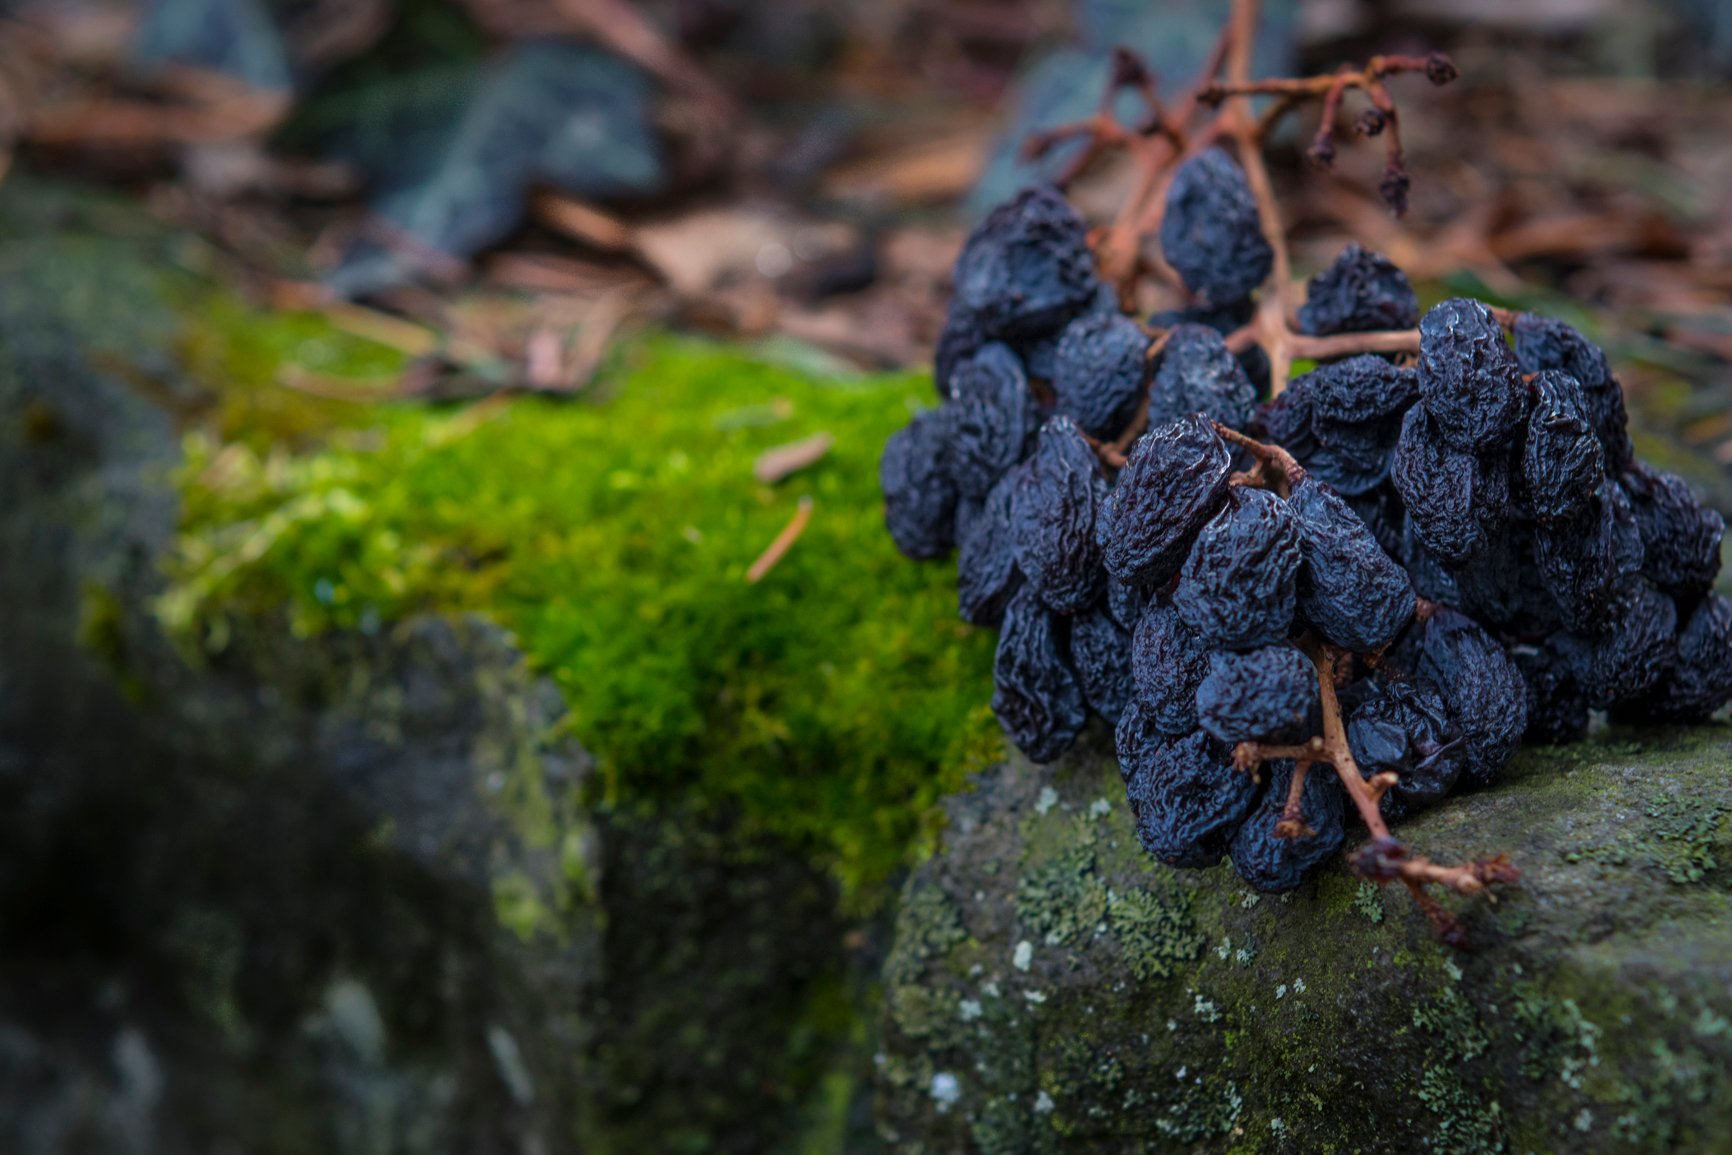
[1212,420,1304,494]
[1227,640,1520,943]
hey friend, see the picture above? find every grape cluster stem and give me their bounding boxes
[1031,0,1459,397]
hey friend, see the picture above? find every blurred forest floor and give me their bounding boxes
[3,0,1731,476]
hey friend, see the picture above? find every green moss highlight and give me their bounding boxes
[1566,793,1728,885]
[178,294,411,448]
[165,335,997,898]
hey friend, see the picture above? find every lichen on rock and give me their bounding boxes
[878,725,1732,1154]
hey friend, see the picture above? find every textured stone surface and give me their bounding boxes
[875,726,1732,1154]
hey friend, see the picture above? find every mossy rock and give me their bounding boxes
[875,727,1732,1154]
[0,175,895,1154]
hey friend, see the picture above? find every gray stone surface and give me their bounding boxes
[875,727,1732,1154]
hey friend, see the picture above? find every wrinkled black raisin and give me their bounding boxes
[957,465,1024,626]
[1173,487,1303,651]
[1521,369,1605,526]
[1346,678,1462,821]
[1557,583,1678,708]
[1227,762,1346,892]
[1417,297,1528,452]
[951,342,1038,501]
[1052,312,1150,438]
[1512,312,1633,472]
[1196,644,1318,744]
[1533,479,1644,632]
[1390,606,1527,785]
[1131,603,1212,735]
[1391,405,1509,564]
[1510,643,1590,744]
[1621,461,1724,598]
[1098,414,1234,587]
[1289,478,1415,653]
[880,407,958,560]
[1620,593,1732,722]
[953,184,1099,341]
[1148,298,1270,388]
[1148,323,1257,431]
[1070,602,1134,724]
[1126,730,1262,868]
[1346,487,1406,560]
[1011,416,1108,612]
[1448,530,1563,636]
[991,585,1088,762]
[1159,149,1274,304]
[1399,513,1464,606]
[1114,699,1158,784]
[1297,244,1419,336]
[1107,575,1150,632]
[1305,354,1419,426]
[933,306,985,400]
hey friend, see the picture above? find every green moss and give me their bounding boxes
[492,869,551,942]
[164,334,997,898]
[1564,787,1729,885]
[178,294,411,448]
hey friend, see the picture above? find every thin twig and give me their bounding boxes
[746,496,815,583]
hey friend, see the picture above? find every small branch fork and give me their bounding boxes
[1232,642,1520,947]
[1028,0,1457,395]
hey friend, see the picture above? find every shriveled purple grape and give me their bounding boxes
[1417,297,1528,453]
[991,585,1087,762]
[1347,487,1405,560]
[1173,487,1303,651]
[1521,370,1604,526]
[1297,244,1419,336]
[1391,406,1509,564]
[933,306,985,400]
[1196,644,1318,744]
[1106,575,1149,632]
[1512,312,1633,472]
[1126,730,1261,868]
[1346,679,1462,820]
[1147,323,1257,431]
[1306,354,1419,426]
[1389,607,1527,786]
[1070,602,1134,724]
[880,407,958,560]
[1228,762,1345,893]
[1510,643,1589,744]
[957,465,1023,626]
[953,184,1099,340]
[1159,148,1273,304]
[1131,603,1211,736]
[1149,297,1271,394]
[1011,416,1107,612]
[951,343,1037,501]
[1533,479,1645,632]
[1621,593,1732,722]
[1052,312,1150,439]
[1097,414,1234,587]
[1557,583,1678,708]
[1621,461,1724,598]
[1449,530,1563,637]
[1114,700,1159,784]
[1289,478,1414,653]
